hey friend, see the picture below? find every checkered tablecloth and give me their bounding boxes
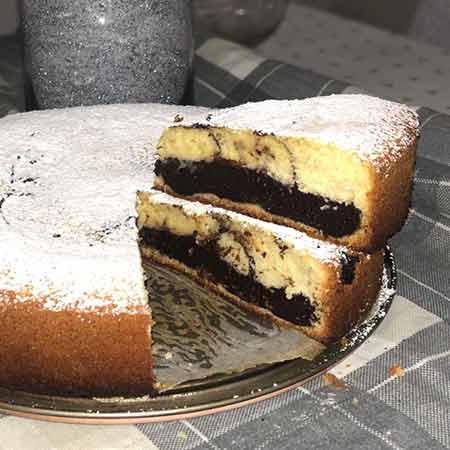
[257,3,450,114]
[1,25,449,450]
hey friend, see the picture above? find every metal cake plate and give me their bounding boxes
[0,248,396,424]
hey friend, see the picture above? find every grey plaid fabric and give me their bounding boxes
[0,34,449,449]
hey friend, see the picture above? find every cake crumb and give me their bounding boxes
[323,373,346,389]
[173,114,184,123]
[177,431,187,440]
[389,364,405,378]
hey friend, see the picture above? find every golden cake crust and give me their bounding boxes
[363,140,417,250]
[0,290,154,397]
[315,250,384,342]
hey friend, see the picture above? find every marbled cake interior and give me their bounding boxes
[137,190,370,339]
[155,95,418,249]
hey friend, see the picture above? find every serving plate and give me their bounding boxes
[0,248,396,424]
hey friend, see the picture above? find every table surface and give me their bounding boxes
[258,3,450,113]
[0,3,449,450]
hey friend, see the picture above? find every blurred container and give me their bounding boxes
[0,0,19,36]
[21,0,193,109]
[193,0,288,45]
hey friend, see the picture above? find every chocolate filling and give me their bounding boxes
[155,158,361,238]
[140,228,319,327]
[340,254,360,284]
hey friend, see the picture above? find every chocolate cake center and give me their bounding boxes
[140,228,319,327]
[155,158,361,238]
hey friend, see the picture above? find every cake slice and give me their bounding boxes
[154,94,419,251]
[137,190,384,343]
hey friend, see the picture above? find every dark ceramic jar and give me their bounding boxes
[21,0,193,108]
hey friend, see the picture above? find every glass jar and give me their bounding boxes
[21,0,193,109]
[193,0,288,45]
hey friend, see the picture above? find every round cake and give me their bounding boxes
[0,103,207,396]
[0,96,405,397]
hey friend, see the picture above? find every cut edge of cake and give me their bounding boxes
[154,94,418,251]
[136,190,385,343]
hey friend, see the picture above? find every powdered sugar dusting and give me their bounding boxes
[0,103,207,314]
[176,94,419,170]
[0,96,403,314]
[147,190,352,266]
